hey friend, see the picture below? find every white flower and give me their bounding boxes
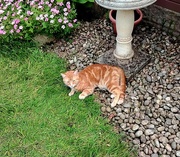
[0,25,4,29]
[39,14,44,20]
[20,15,24,18]
[0,10,4,14]
[50,20,54,23]
[17,9,22,15]
[38,6,43,9]
[36,17,40,20]
[44,14,48,18]
[63,8,67,12]
[19,26,23,29]
[50,15,54,18]
[61,25,65,29]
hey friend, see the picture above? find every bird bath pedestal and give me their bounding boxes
[95,0,156,81]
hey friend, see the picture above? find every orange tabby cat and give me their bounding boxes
[61,64,126,107]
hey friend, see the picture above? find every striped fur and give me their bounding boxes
[61,64,126,107]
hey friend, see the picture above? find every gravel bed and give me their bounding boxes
[45,19,180,157]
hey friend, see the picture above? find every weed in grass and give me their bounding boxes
[0,41,136,157]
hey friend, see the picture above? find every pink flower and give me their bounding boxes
[13,19,20,24]
[0,29,6,34]
[27,11,33,16]
[16,29,20,33]
[10,29,14,33]
[73,19,77,23]
[58,19,62,23]
[66,2,71,9]
[12,13,16,16]
[27,11,31,16]
[39,1,44,5]
[30,1,34,6]
[51,8,59,14]
[14,24,18,30]
[57,2,64,6]
[63,19,68,24]
[68,23,73,27]
[45,17,48,21]
[3,16,7,20]
[24,17,28,21]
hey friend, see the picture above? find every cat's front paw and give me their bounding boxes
[117,98,124,104]
[79,93,86,99]
[69,91,74,96]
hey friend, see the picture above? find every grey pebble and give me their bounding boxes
[167,84,173,89]
[142,120,149,125]
[176,150,180,157]
[145,129,155,135]
[157,126,165,132]
[171,107,179,113]
[146,75,152,82]
[132,124,139,131]
[151,154,158,157]
[165,143,172,152]
[135,130,143,137]
[171,141,177,149]
[159,136,168,144]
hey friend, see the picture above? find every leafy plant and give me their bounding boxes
[58,0,94,7]
[0,0,79,41]
[72,0,94,7]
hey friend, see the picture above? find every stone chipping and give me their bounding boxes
[45,19,180,157]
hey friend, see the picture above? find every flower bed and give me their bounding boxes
[0,0,78,41]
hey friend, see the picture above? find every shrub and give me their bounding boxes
[71,0,94,7]
[0,0,79,41]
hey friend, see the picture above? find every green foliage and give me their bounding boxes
[72,0,94,4]
[57,0,94,7]
[0,41,136,157]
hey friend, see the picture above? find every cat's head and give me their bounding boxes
[61,70,79,88]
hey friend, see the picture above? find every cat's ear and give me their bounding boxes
[74,70,78,75]
[61,73,66,78]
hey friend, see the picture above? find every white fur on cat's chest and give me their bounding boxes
[98,85,107,90]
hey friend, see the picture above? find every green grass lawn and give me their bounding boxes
[0,41,136,157]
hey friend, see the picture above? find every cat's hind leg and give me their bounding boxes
[111,95,120,107]
[79,88,94,99]
[117,88,125,104]
[109,86,124,107]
